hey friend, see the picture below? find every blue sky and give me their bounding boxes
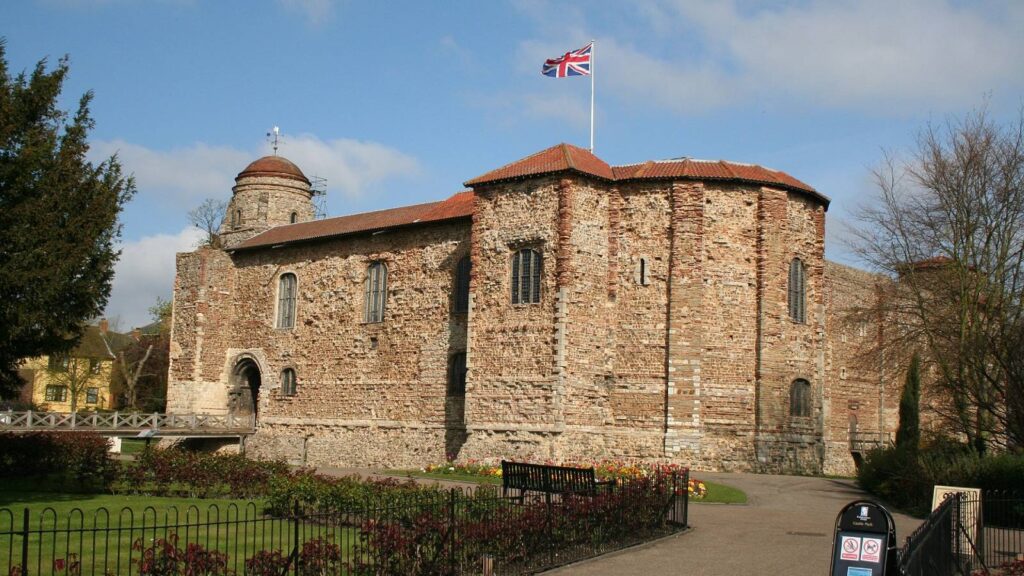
[3,0,1023,328]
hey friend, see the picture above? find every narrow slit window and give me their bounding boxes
[638,257,650,285]
[788,258,806,323]
[511,248,542,304]
[365,261,388,323]
[290,212,298,224]
[448,352,467,396]
[277,273,297,328]
[454,256,471,313]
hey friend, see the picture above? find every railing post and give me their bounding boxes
[153,412,160,429]
[21,507,29,576]
[292,500,301,576]
[70,411,77,429]
[26,410,32,429]
[448,488,457,573]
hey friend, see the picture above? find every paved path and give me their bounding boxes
[546,472,923,575]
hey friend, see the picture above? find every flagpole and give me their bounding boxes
[589,40,595,152]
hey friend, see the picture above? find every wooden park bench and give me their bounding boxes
[501,461,616,502]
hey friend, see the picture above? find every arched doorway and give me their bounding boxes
[230,358,261,421]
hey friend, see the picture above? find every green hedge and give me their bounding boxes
[857,443,1024,514]
[0,432,116,489]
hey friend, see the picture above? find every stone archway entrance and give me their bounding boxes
[230,358,261,421]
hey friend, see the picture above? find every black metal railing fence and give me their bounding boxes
[899,490,1024,576]
[0,471,689,575]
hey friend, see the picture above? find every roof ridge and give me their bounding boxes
[560,143,576,171]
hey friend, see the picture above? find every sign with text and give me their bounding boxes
[933,485,981,556]
[830,501,898,576]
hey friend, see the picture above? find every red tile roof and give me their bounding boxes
[233,191,473,251]
[465,143,824,204]
[464,143,614,186]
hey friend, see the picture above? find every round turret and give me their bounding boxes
[219,155,315,247]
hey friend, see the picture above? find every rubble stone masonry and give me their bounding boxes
[168,149,893,475]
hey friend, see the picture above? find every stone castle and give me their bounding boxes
[167,143,896,476]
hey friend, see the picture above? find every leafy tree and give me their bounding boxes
[855,107,1024,452]
[0,40,135,396]
[896,354,921,450]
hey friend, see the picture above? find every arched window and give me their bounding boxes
[511,248,542,305]
[788,258,806,323]
[454,256,471,314]
[638,257,650,285]
[448,352,467,396]
[790,379,811,418]
[277,273,297,328]
[280,368,297,396]
[290,212,298,224]
[365,261,387,323]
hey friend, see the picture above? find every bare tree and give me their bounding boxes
[189,198,227,248]
[854,107,1024,452]
[45,355,98,413]
[116,344,152,410]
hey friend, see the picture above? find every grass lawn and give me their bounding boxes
[391,470,748,504]
[0,490,355,575]
[700,480,748,504]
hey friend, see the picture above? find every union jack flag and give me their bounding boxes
[542,42,592,77]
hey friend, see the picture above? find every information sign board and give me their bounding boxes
[829,501,898,576]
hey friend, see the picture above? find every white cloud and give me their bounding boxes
[90,140,250,207]
[91,135,421,207]
[277,0,335,26]
[513,0,1024,116]
[267,134,421,200]
[104,227,205,330]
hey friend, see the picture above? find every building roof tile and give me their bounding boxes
[233,191,474,251]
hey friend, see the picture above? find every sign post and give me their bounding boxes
[829,501,898,576]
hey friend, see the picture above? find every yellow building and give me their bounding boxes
[18,321,133,412]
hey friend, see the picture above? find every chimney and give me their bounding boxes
[99,318,109,334]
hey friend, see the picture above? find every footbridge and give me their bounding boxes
[0,411,255,438]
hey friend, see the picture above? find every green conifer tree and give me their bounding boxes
[896,354,922,450]
[0,40,135,395]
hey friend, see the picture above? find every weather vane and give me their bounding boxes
[266,126,281,155]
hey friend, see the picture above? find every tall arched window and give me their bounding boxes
[365,261,388,323]
[290,212,298,224]
[276,273,297,328]
[788,258,806,323]
[280,368,297,396]
[511,248,542,305]
[790,378,811,418]
[454,256,471,313]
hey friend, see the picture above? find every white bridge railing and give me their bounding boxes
[0,411,255,435]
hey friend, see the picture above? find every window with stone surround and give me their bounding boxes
[277,273,297,329]
[788,258,806,323]
[231,209,241,229]
[454,256,471,314]
[790,379,811,418]
[290,212,298,224]
[365,261,388,323]
[511,248,542,305]
[280,368,296,396]
[448,352,467,396]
